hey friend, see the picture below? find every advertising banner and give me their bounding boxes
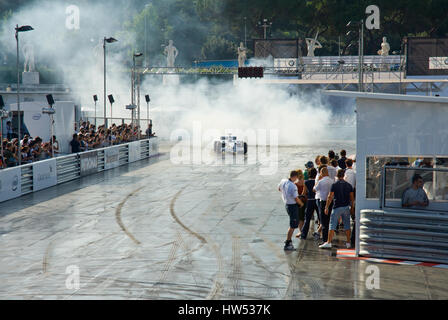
[104,146,120,170]
[33,158,57,192]
[0,167,21,202]
[128,141,141,163]
[80,151,98,176]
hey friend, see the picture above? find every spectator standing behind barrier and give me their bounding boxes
[300,167,319,240]
[278,170,304,251]
[344,158,356,189]
[70,134,81,153]
[313,167,334,244]
[319,169,355,249]
[328,159,339,181]
[6,121,13,140]
[402,174,429,209]
[338,150,347,169]
[294,169,307,238]
[344,158,356,246]
[304,161,313,180]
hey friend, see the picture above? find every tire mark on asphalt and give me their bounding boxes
[169,189,224,300]
[230,235,244,297]
[115,186,144,245]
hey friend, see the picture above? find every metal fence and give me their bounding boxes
[0,138,159,203]
[360,165,448,264]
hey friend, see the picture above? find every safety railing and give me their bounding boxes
[360,166,448,264]
[0,138,159,203]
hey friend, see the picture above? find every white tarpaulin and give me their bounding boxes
[33,158,57,192]
[104,146,120,170]
[0,167,21,202]
[128,141,141,163]
[429,57,448,69]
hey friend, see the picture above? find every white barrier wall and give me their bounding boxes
[0,167,21,202]
[33,158,58,192]
[0,138,159,203]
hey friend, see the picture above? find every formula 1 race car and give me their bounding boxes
[213,134,248,154]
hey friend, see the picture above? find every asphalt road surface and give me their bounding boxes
[1,142,447,299]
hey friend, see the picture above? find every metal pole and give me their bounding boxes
[146,101,149,129]
[360,19,364,92]
[1,119,3,164]
[51,114,54,158]
[94,100,97,127]
[357,24,362,92]
[244,17,247,47]
[103,37,107,129]
[145,14,147,67]
[16,26,21,166]
[137,71,141,140]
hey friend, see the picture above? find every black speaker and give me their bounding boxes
[145,94,150,103]
[0,95,4,108]
[46,94,54,106]
[93,94,98,102]
[108,94,114,104]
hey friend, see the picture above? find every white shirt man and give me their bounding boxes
[344,159,356,189]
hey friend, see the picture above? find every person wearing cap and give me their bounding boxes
[304,161,314,180]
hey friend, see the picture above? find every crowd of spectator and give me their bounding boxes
[0,134,59,168]
[70,120,155,153]
[1,119,155,168]
[278,149,357,251]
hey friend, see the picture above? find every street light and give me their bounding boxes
[132,52,143,139]
[108,94,114,126]
[144,3,151,67]
[93,94,98,126]
[103,36,118,129]
[43,94,56,158]
[145,94,150,132]
[346,20,364,92]
[15,24,33,166]
[257,18,272,39]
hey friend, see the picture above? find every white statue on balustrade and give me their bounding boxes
[164,40,178,68]
[305,31,322,57]
[237,42,247,67]
[377,36,390,56]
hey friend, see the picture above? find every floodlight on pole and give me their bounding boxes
[15,24,33,166]
[132,52,143,139]
[103,36,118,129]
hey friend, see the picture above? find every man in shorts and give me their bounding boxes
[319,169,355,249]
[278,170,304,250]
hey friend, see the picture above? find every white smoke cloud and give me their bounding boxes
[0,0,354,146]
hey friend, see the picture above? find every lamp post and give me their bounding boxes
[132,52,143,137]
[258,18,272,39]
[145,94,150,131]
[93,94,98,127]
[15,24,33,166]
[144,3,151,67]
[346,20,364,92]
[244,17,247,47]
[103,36,117,129]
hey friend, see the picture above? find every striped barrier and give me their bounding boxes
[336,249,448,269]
